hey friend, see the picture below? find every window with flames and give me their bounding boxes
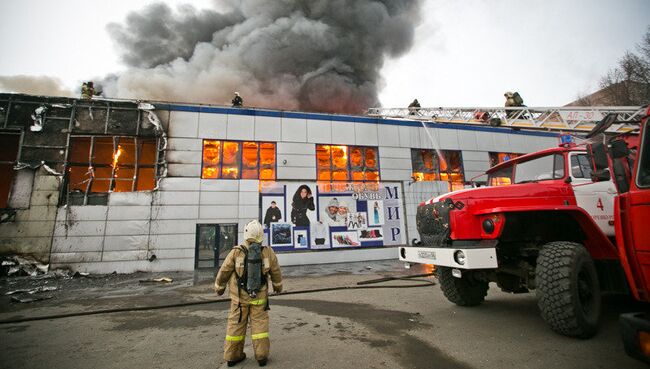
[411,149,465,191]
[488,152,522,186]
[489,152,521,167]
[316,145,379,182]
[66,137,158,204]
[202,140,276,180]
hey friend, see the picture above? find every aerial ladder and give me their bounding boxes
[367,105,645,133]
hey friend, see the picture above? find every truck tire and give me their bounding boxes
[438,267,489,306]
[536,242,601,338]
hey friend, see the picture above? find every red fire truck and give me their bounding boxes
[400,107,650,339]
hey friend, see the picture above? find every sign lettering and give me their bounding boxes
[391,227,401,242]
[387,206,400,220]
[385,186,399,199]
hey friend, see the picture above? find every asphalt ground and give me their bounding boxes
[0,260,646,369]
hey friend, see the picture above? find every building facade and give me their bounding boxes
[0,93,559,273]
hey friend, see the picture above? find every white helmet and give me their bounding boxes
[244,219,264,243]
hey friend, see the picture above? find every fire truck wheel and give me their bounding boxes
[438,266,489,306]
[536,241,601,338]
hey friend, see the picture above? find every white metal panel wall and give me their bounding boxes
[282,117,308,142]
[378,147,412,181]
[462,151,491,180]
[307,119,332,144]
[255,116,281,141]
[198,111,227,138]
[354,122,379,146]
[50,177,263,273]
[0,168,60,263]
[276,142,316,180]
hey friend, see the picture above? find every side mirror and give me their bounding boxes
[588,142,609,170]
[591,169,611,182]
[609,140,630,159]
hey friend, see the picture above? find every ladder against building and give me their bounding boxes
[367,106,646,133]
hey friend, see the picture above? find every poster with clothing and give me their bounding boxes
[311,221,329,249]
[289,184,315,226]
[263,205,282,228]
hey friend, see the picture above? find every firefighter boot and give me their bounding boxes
[250,302,270,363]
[224,302,249,364]
[227,353,246,367]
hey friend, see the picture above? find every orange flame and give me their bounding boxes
[112,145,123,172]
[202,167,219,179]
[222,167,239,178]
[424,264,436,274]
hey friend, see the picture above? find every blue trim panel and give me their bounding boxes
[156,103,559,138]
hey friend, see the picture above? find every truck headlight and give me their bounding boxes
[454,250,466,265]
[482,218,495,234]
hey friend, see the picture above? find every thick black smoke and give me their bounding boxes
[104,0,422,114]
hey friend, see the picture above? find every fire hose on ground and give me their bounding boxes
[0,273,435,325]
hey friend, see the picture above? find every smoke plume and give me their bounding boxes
[0,75,74,97]
[104,0,422,114]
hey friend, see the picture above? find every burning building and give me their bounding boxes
[0,92,559,273]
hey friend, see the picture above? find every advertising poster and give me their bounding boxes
[270,222,293,247]
[261,196,285,228]
[260,182,405,251]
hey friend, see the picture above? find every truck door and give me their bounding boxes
[570,152,616,236]
[618,121,650,301]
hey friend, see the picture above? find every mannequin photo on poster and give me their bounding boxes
[368,200,385,226]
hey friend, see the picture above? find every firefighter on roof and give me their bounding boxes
[504,91,525,118]
[232,91,243,107]
[408,98,421,115]
[215,219,283,367]
[81,81,95,99]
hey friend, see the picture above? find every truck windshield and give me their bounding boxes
[514,154,565,184]
[488,166,513,186]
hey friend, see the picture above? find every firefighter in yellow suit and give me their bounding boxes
[215,220,283,367]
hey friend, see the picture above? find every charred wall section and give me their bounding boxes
[0,93,167,264]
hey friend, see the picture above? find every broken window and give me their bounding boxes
[412,149,465,191]
[202,140,276,180]
[0,133,20,208]
[316,145,379,182]
[411,149,439,182]
[66,136,158,205]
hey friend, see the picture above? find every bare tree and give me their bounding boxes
[570,91,597,106]
[599,27,650,106]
